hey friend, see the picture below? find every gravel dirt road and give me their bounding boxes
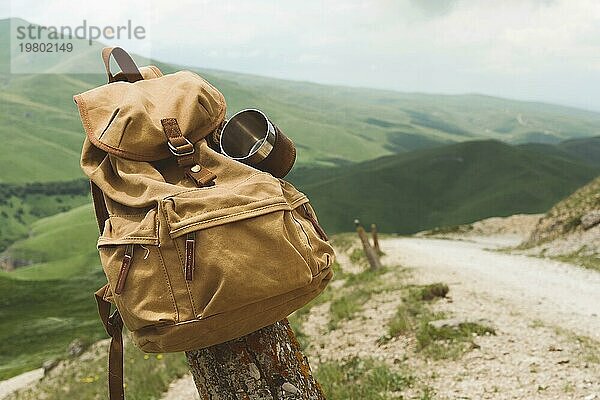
[386,237,600,340]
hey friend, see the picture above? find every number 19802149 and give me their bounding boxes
[18,42,73,52]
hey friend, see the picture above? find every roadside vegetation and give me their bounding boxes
[315,357,427,400]
[6,341,188,400]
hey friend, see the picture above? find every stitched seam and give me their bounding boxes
[165,172,267,198]
[148,66,163,78]
[156,245,180,322]
[98,237,158,243]
[170,197,283,222]
[169,202,289,235]
[162,190,285,226]
[289,196,309,209]
[109,214,149,218]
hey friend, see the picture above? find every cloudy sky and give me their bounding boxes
[3,0,600,111]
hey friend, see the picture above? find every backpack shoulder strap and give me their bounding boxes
[90,47,145,400]
[95,285,125,400]
[102,47,143,83]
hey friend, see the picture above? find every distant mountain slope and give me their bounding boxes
[2,17,600,182]
[519,136,600,168]
[557,136,600,167]
[288,140,600,234]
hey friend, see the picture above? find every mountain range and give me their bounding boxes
[289,138,600,233]
[2,17,600,182]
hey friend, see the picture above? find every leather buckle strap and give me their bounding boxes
[167,138,195,157]
[160,118,195,167]
[160,118,216,187]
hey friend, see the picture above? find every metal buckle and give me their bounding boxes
[167,137,195,156]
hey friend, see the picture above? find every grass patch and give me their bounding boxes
[0,269,107,379]
[315,357,418,400]
[328,267,389,330]
[552,252,600,272]
[417,283,449,301]
[328,289,371,330]
[384,284,494,360]
[0,181,89,254]
[576,335,600,364]
[7,343,189,400]
[0,205,105,379]
[349,248,367,266]
[417,321,495,360]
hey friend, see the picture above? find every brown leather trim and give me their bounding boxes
[185,233,194,281]
[73,90,226,162]
[185,166,216,187]
[114,244,134,295]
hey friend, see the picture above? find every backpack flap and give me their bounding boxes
[73,70,226,161]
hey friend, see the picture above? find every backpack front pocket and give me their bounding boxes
[160,173,332,321]
[97,208,178,331]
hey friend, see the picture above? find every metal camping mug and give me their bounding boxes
[219,109,296,178]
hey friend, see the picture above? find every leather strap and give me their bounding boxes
[160,118,217,187]
[160,118,196,167]
[102,47,143,83]
[95,285,125,400]
[92,187,124,399]
[93,47,137,400]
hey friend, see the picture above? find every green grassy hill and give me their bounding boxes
[3,17,600,182]
[555,136,600,167]
[288,140,600,234]
[0,180,89,254]
[0,204,105,379]
[519,136,600,168]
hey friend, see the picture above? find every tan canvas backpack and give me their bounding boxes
[74,47,334,399]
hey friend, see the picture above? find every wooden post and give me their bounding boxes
[185,319,325,399]
[371,223,381,253]
[354,219,382,270]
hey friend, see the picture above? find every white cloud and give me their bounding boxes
[2,0,600,110]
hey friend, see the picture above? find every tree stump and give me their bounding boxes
[185,319,325,399]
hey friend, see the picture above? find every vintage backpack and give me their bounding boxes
[74,47,334,399]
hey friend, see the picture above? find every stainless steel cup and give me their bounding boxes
[219,109,296,178]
